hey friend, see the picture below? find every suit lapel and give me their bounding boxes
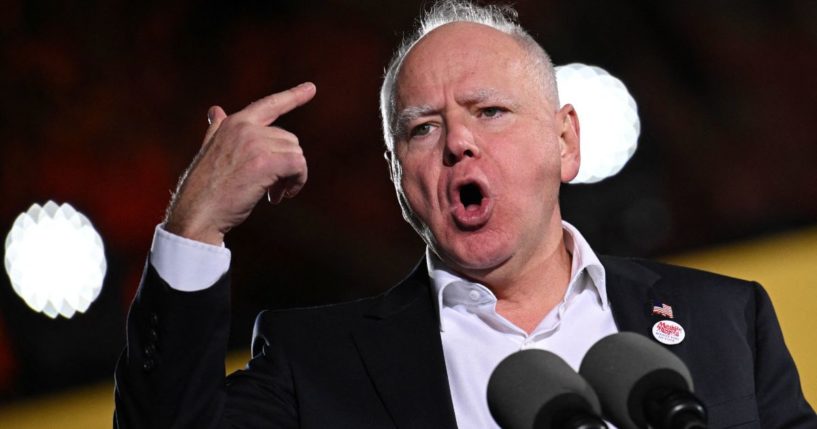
[603,256,660,335]
[602,256,695,364]
[352,261,458,429]
[350,256,700,428]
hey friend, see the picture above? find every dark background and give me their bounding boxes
[1,0,815,402]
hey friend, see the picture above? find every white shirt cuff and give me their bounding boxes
[149,224,231,292]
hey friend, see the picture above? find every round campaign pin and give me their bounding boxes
[652,320,685,345]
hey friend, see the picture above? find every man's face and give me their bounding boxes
[389,22,580,279]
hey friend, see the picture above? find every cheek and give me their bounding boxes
[525,128,562,175]
[500,135,562,199]
[397,158,439,214]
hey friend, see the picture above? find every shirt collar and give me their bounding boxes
[561,221,607,310]
[426,220,607,331]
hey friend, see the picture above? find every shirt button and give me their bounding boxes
[468,290,480,301]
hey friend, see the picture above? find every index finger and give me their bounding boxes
[239,82,317,125]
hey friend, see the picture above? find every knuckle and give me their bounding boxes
[270,127,299,145]
[220,115,237,129]
[246,141,268,159]
[235,122,254,139]
[266,93,281,105]
[279,152,306,172]
[262,93,283,112]
[288,144,304,156]
[247,154,271,173]
[291,153,307,170]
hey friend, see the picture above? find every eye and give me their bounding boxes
[480,106,506,118]
[410,123,434,138]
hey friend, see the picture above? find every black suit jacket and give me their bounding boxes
[114,255,816,428]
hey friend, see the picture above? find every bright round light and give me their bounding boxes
[4,201,106,319]
[555,63,640,184]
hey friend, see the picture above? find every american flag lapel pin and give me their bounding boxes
[650,300,685,345]
[651,300,674,319]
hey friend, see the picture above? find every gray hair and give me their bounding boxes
[379,0,559,150]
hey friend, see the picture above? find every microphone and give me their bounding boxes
[487,349,608,429]
[579,332,707,429]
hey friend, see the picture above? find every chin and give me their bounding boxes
[433,229,514,276]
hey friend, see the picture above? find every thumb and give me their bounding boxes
[203,105,228,145]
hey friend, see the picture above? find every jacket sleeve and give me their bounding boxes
[113,260,299,428]
[752,282,817,428]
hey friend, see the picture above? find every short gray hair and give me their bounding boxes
[379,0,559,150]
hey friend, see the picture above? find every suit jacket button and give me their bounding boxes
[149,328,159,342]
[143,359,155,372]
[150,313,159,327]
[144,344,156,357]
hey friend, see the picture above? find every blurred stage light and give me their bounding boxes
[555,63,640,184]
[4,201,106,319]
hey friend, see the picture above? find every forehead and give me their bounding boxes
[395,22,536,107]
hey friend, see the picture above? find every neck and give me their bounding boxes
[495,237,572,333]
[464,220,574,334]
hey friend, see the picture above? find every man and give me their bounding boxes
[114,1,815,427]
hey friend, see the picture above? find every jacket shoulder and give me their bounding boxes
[601,254,759,298]
[251,258,431,352]
[252,296,376,347]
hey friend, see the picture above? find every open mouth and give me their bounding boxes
[451,180,493,229]
[459,183,484,210]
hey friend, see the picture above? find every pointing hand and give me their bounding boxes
[165,83,317,245]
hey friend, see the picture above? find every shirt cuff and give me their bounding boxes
[149,224,231,292]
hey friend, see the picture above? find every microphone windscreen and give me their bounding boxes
[487,349,601,429]
[579,332,693,429]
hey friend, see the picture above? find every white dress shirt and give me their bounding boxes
[429,221,618,428]
[149,221,618,428]
[150,225,231,292]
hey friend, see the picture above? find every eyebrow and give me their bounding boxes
[396,104,436,135]
[394,88,519,135]
[458,88,517,109]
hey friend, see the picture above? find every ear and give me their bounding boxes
[384,150,397,183]
[557,103,581,183]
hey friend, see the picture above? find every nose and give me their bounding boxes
[443,121,480,166]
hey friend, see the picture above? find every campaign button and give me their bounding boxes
[652,320,685,345]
